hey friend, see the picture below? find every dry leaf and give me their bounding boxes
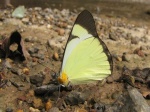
[0,31,30,60]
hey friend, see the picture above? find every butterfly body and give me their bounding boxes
[58,10,112,86]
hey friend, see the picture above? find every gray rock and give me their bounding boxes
[18,87,24,91]
[65,91,86,105]
[125,33,132,40]
[31,53,44,60]
[28,47,39,54]
[128,87,150,112]
[24,36,32,42]
[6,81,11,87]
[104,87,149,112]
[17,69,22,76]
[6,107,13,112]
[109,32,118,41]
[28,48,35,54]
[36,53,45,60]
[25,36,38,43]
[4,60,12,69]
[12,6,26,18]
[131,37,139,44]
[133,68,150,79]
[22,18,29,24]
[111,91,122,100]
[30,74,45,86]
[94,103,105,112]
[47,39,55,48]
[47,39,63,49]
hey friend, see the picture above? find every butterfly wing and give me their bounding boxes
[59,10,112,86]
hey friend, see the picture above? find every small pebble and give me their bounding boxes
[131,37,139,44]
[6,81,11,86]
[115,56,122,61]
[47,24,52,29]
[109,32,118,41]
[24,36,32,42]
[6,107,13,112]
[18,87,24,91]
[45,100,52,111]
[33,98,43,108]
[30,74,45,85]
[4,59,12,68]
[22,18,29,24]
[58,28,65,36]
[134,48,145,57]
[122,53,134,62]
[22,68,29,75]
[17,69,22,75]
[111,91,121,99]
[29,107,40,112]
[53,52,59,61]
[106,76,114,83]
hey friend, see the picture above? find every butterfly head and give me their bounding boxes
[58,71,69,86]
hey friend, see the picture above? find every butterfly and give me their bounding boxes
[58,10,113,86]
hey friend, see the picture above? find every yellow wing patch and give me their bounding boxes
[72,24,88,37]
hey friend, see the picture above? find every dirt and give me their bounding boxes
[0,1,150,112]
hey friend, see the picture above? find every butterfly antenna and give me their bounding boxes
[56,84,61,102]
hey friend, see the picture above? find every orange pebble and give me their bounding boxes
[16,109,24,112]
[45,100,52,111]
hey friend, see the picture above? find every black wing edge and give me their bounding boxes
[99,40,113,75]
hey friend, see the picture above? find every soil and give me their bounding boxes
[0,1,150,112]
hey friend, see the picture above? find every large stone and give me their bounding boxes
[12,6,26,18]
[128,87,150,112]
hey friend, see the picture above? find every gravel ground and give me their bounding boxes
[0,5,150,112]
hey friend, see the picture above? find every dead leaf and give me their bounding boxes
[0,31,30,60]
